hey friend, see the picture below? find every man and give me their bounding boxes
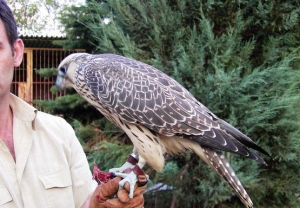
[0,0,145,207]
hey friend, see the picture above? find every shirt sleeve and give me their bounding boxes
[63,120,98,207]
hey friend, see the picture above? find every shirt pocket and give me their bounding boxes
[0,186,12,205]
[38,168,74,208]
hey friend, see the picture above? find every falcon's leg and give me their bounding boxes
[114,156,147,198]
[109,148,148,198]
[109,152,138,173]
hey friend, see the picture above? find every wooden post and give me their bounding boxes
[18,49,33,105]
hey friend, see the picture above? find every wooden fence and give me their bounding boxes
[11,48,84,109]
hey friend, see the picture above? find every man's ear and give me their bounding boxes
[13,39,24,67]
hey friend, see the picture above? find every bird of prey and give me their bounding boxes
[56,53,270,208]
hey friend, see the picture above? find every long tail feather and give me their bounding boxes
[202,147,253,208]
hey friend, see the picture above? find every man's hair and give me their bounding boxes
[0,0,18,54]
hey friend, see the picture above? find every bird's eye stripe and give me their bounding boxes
[60,66,67,73]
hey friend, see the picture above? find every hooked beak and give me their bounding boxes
[55,70,66,91]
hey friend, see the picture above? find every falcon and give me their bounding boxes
[56,53,270,208]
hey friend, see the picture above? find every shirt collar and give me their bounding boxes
[9,93,37,129]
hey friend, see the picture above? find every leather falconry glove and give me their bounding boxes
[89,164,147,208]
[89,175,147,208]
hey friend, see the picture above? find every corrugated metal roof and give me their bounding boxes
[19,35,66,48]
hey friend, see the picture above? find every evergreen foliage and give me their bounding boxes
[58,0,102,52]
[44,0,300,207]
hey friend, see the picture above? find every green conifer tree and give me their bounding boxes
[54,0,300,207]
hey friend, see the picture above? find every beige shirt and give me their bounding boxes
[0,94,97,208]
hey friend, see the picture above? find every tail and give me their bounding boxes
[160,135,254,207]
[201,146,253,208]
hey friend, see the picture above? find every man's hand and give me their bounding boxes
[89,175,147,208]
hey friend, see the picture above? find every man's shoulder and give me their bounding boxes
[34,111,75,142]
[36,110,64,121]
[9,93,72,131]
[35,110,70,128]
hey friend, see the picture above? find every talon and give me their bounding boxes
[117,171,138,198]
[109,172,116,178]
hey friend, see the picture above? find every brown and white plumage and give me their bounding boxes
[56,53,270,207]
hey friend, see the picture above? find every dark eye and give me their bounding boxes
[59,66,67,74]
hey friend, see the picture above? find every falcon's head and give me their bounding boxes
[56,52,89,90]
